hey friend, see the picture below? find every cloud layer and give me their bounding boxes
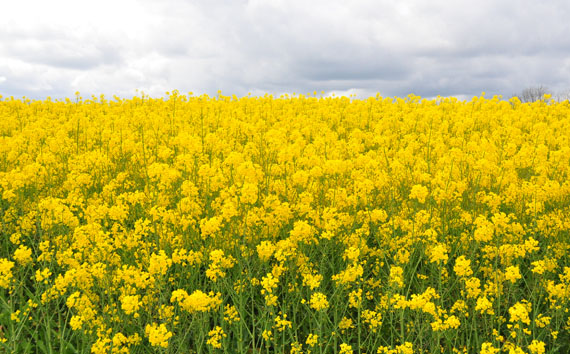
[1,0,570,99]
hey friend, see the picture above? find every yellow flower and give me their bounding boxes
[332,263,364,285]
[534,314,551,328]
[145,323,173,348]
[480,342,500,354]
[240,182,259,204]
[257,241,276,261]
[261,273,279,294]
[0,258,15,289]
[464,277,481,298]
[112,332,128,350]
[274,313,292,332]
[444,315,461,329]
[504,266,522,283]
[262,329,272,341]
[121,295,141,316]
[395,342,414,354]
[362,310,383,332]
[170,289,220,313]
[148,250,172,277]
[302,272,322,290]
[35,268,52,284]
[289,220,315,244]
[69,315,84,330]
[528,340,545,354]
[339,343,353,354]
[291,341,303,354]
[206,326,226,349]
[206,249,235,282]
[454,256,473,278]
[9,232,21,245]
[309,292,329,311]
[200,216,223,238]
[508,301,531,325]
[348,289,363,309]
[306,333,318,347]
[343,247,360,262]
[338,317,355,333]
[13,245,33,265]
[10,310,21,322]
[475,296,495,315]
[389,266,404,289]
[409,184,429,203]
[223,304,241,324]
[531,260,546,275]
[429,243,448,264]
[473,216,494,242]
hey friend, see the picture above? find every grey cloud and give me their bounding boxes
[2,0,570,100]
[0,26,123,71]
[0,73,68,99]
[293,55,411,82]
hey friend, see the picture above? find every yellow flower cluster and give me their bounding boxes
[1,92,569,353]
[144,323,172,348]
[0,259,14,289]
[309,292,329,311]
[206,326,226,349]
[170,289,221,313]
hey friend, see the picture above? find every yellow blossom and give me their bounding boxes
[206,326,226,349]
[121,295,141,316]
[528,340,545,354]
[309,292,329,311]
[0,258,15,289]
[306,333,318,347]
[339,343,353,354]
[145,323,173,348]
[409,184,429,203]
[504,266,522,283]
[13,245,33,265]
[454,256,473,278]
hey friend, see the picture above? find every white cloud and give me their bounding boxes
[1,0,570,99]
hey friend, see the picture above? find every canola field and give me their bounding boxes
[0,92,569,353]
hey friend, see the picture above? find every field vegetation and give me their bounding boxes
[0,92,569,353]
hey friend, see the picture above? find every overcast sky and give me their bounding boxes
[1,0,569,100]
